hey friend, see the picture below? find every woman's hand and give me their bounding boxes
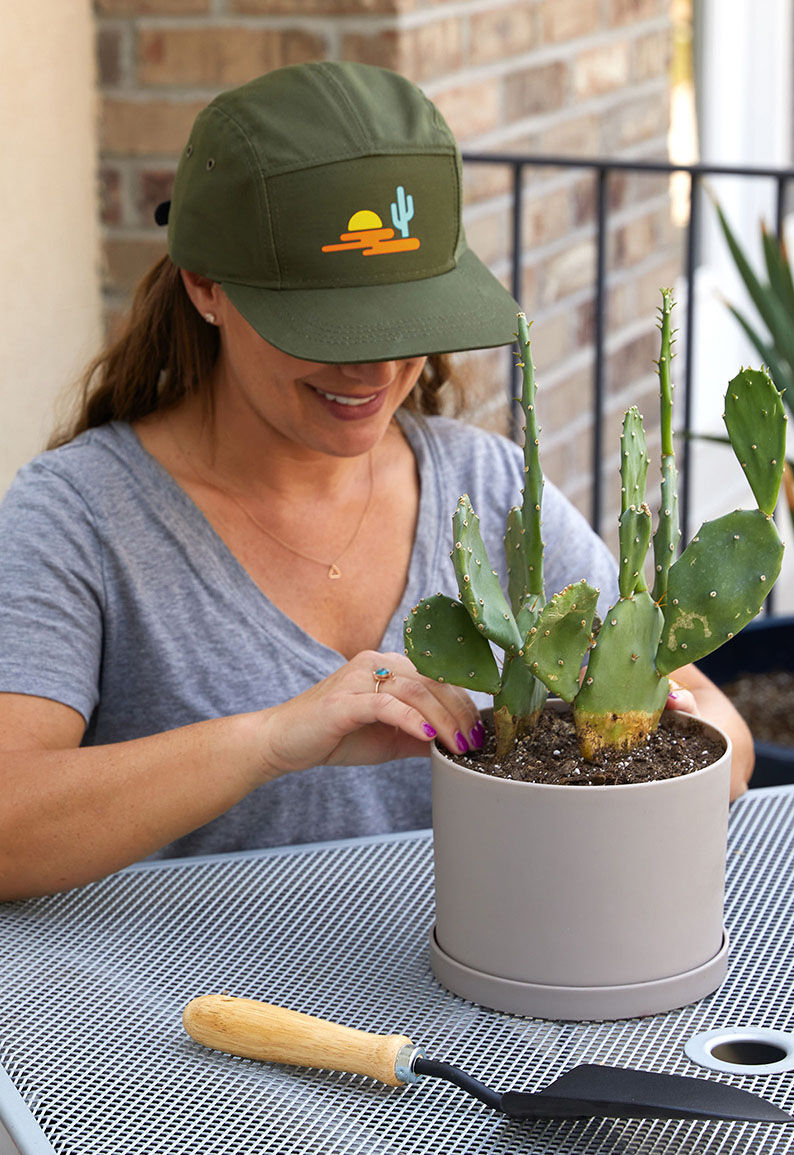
[663,677,700,719]
[664,663,754,800]
[257,650,482,778]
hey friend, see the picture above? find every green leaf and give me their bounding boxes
[715,201,794,378]
[762,225,794,319]
[725,303,794,400]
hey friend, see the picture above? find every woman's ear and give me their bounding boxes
[180,269,223,323]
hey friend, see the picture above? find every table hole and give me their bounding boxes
[709,1040,788,1066]
[685,1028,794,1075]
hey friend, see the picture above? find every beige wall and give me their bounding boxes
[0,0,102,495]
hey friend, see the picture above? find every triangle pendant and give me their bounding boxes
[328,563,342,580]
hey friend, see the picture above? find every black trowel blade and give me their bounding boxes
[501,1063,794,1123]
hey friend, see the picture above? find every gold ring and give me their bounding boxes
[373,667,395,693]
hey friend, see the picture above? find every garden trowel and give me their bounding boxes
[183,994,793,1124]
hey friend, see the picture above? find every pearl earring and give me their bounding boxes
[203,312,217,325]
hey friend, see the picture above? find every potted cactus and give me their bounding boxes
[405,291,786,1020]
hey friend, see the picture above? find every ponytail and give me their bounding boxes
[49,257,218,448]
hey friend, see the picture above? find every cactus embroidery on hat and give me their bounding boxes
[322,186,421,256]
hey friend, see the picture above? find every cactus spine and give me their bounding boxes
[405,292,786,762]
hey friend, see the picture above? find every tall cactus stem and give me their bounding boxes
[517,314,545,599]
[618,408,651,598]
[651,288,681,605]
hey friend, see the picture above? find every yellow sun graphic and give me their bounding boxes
[347,209,383,231]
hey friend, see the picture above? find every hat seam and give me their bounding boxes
[319,63,375,152]
[209,105,282,286]
[244,145,457,182]
[217,105,285,285]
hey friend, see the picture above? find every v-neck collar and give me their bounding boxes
[111,413,446,667]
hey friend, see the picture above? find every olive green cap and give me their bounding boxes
[159,61,519,363]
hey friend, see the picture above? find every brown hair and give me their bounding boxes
[50,256,460,448]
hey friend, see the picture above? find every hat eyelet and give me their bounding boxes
[185,144,193,158]
[206,158,215,171]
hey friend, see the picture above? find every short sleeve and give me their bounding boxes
[0,460,105,722]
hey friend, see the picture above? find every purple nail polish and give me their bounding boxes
[455,730,469,753]
[470,725,484,750]
[422,722,437,738]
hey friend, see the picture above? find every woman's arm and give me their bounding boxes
[0,651,479,901]
[665,663,754,801]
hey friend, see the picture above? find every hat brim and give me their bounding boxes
[220,246,520,363]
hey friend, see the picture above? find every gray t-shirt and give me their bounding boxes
[0,412,618,858]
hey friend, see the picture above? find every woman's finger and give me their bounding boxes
[261,680,441,773]
[259,650,483,776]
[665,677,700,717]
[356,651,482,753]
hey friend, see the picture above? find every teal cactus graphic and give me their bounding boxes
[405,291,787,761]
[391,186,414,238]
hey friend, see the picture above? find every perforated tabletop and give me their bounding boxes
[1,787,794,1154]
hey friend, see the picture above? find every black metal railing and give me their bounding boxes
[462,151,794,547]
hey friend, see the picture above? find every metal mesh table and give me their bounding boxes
[1,786,794,1154]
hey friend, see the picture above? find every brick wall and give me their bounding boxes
[95,0,678,535]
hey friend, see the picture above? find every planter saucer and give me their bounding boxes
[429,926,730,1022]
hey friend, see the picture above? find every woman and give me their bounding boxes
[0,62,752,900]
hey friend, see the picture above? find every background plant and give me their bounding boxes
[713,198,794,532]
[405,291,787,761]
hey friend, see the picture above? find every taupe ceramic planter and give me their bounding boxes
[430,706,732,1021]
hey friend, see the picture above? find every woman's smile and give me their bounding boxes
[305,381,390,420]
[312,388,377,406]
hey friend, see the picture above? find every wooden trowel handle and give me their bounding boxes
[183,994,416,1086]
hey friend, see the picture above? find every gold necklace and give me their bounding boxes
[171,423,374,580]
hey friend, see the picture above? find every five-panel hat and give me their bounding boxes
[155,61,520,363]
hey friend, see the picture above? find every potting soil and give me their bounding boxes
[452,708,726,786]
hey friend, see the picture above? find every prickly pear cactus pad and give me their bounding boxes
[657,510,784,673]
[451,496,522,653]
[404,594,501,694]
[724,367,786,516]
[657,364,786,674]
[523,581,599,702]
[573,592,670,757]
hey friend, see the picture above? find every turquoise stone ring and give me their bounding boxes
[373,668,395,692]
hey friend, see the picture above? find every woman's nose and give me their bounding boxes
[337,361,401,387]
